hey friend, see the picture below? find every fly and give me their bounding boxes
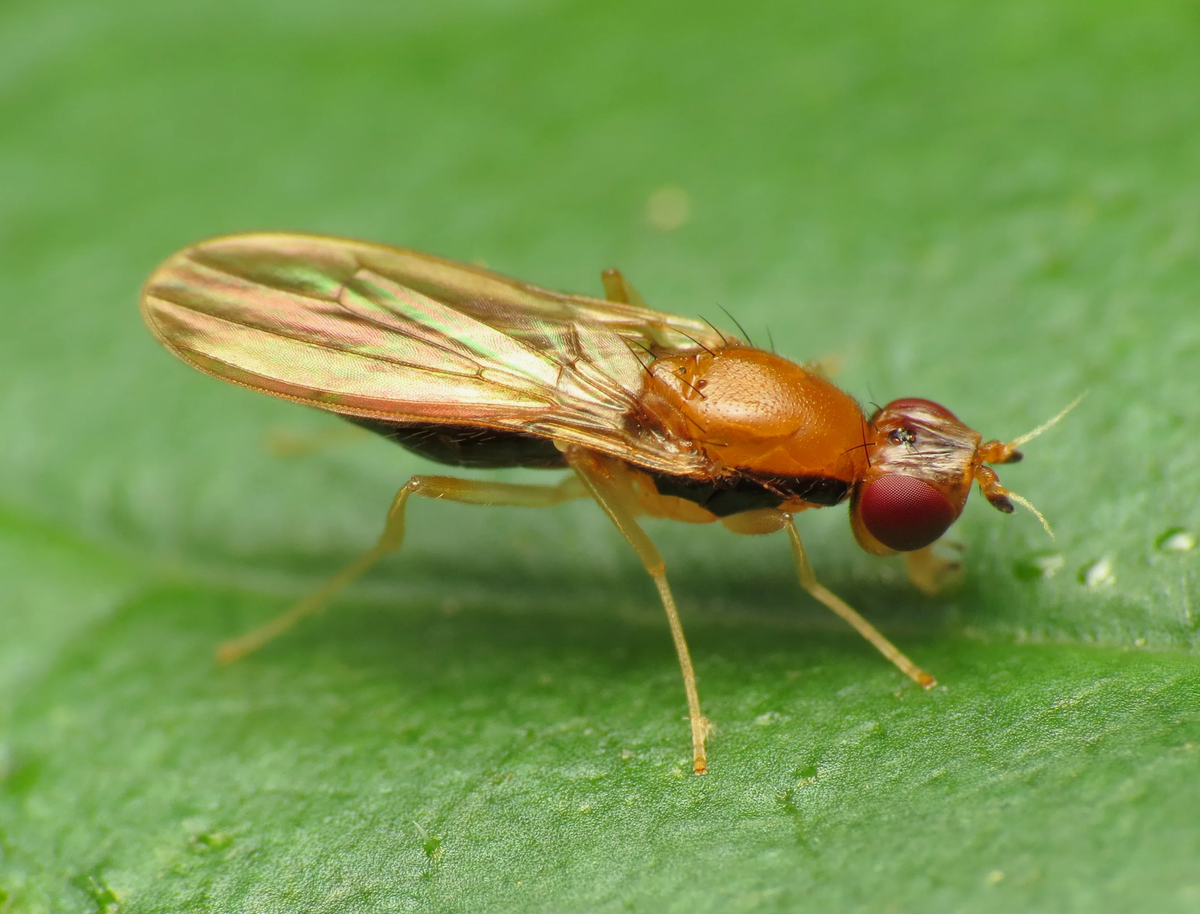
[141,232,1078,774]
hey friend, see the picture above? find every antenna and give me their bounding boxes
[1008,393,1087,450]
[1008,490,1054,540]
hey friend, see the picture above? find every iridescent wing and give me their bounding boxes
[141,233,727,474]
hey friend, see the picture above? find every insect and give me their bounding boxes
[141,232,1077,774]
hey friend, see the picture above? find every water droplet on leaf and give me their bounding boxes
[1078,556,1116,590]
[1156,528,1195,553]
[1013,551,1065,581]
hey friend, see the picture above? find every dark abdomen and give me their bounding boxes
[649,469,850,517]
[349,418,567,469]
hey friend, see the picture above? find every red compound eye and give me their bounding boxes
[857,475,957,552]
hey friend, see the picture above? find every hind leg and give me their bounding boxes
[216,473,587,662]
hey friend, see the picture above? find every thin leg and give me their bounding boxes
[904,542,965,596]
[216,474,587,663]
[567,449,709,775]
[600,268,650,307]
[784,517,936,689]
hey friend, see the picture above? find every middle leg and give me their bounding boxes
[567,448,710,775]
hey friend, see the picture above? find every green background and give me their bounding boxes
[2,0,1198,911]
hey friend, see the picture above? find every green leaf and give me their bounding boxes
[2,0,1198,911]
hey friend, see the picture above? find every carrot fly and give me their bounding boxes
[141,233,1078,774]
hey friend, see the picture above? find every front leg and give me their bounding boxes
[904,542,965,596]
[784,517,936,688]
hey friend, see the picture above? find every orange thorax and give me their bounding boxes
[646,347,868,483]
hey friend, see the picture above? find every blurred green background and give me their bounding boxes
[2,0,1198,911]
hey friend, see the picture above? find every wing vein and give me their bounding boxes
[141,233,722,477]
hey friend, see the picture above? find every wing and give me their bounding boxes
[141,232,726,475]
